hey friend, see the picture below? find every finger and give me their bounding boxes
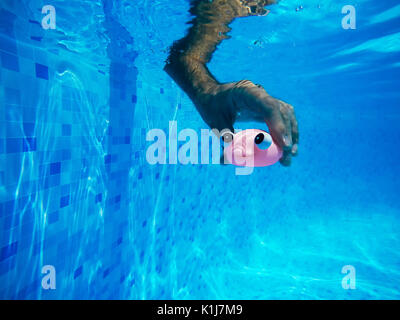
[281,108,293,148]
[264,113,291,167]
[265,106,294,166]
[265,107,292,149]
[281,111,293,165]
[291,143,298,156]
[280,145,292,167]
[280,153,292,166]
[288,107,299,156]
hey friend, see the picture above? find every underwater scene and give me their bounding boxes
[0,0,399,299]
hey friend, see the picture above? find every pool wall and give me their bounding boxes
[0,0,142,299]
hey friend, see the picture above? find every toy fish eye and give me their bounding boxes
[254,133,272,150]
[254,133,264,144]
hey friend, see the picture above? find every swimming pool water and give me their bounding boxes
[0,0,399,299]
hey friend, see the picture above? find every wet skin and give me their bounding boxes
[164,0,298,166]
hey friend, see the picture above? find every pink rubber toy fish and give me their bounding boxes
[223,129,282,167]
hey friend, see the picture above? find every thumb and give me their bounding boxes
[265,112,292,166]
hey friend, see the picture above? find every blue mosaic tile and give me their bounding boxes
[104,154,112,164]
[61,149,71,160]
[30,36,42,42]
[35,63,48,80]
[0,242,18,262]
[6,138,22,153]
[23,122,35,136]
[22,137,37,152]
[103,267,110,278]
[0,9,17,35]
[28,19,41,26]
[4,87,20,104]
[1,51,19,71]
[115,195,121,203]
[48,211,59,224]
[50,162,61,175]
[0,35,17,54]
[60,195,69,208]
[74,266,83,279]
[62,124,71,136]
[95,193,102,203]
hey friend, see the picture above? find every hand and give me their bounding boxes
[197,80,299,166]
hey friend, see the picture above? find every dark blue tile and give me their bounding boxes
[0,242,18,262]
[60,195,69,208]
[131,95,137,103]
[50,162,61,175]
[103,267,110,278]
[22,137,37,152]
[95,193,102,203]
[104,154,111,164]
[0,257,16,275]
[0,10,17,37]
[30,36,42,42]
[28,19,41,26]
[120,275,125,283]
[1,51,19,71]
[35,63,48,80]
[0,139,3,154]
[74,266,82,279]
